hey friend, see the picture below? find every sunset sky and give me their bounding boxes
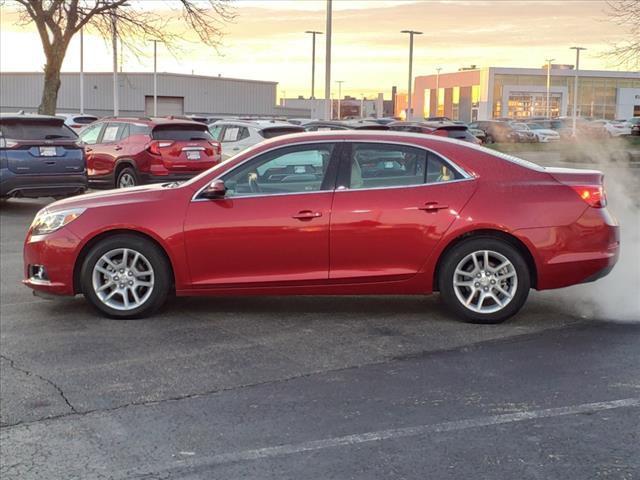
[0,0,630,99]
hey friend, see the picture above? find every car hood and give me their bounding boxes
[44,183,170,212]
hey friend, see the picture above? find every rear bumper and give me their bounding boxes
[1,171,87,198]
[516,207,620,290]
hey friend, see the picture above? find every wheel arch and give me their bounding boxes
[432,228,538,291]
[114,159,138,184]
[73,229,176,294]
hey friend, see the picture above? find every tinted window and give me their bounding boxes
[223,143,335,197]
[79,122,103,145]
[446,129,478,142]
[348,143,461,190]
[152,124,212,141]
[73,116,98,125]
[0,120,76,140]
[130,124,151,136]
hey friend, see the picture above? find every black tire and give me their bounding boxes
[116,166,138,189]
[80,234,171,319]
[485,134,494,144]
[438,237,531,324]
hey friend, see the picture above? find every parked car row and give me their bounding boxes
[2,111,638,200]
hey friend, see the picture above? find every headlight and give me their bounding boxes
[30,208,86,235]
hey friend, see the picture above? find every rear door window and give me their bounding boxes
[347,143,462,190]
[0,120,76,140]
[101,123,122,143]
[152,124,213,141]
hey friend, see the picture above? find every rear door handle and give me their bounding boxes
[114,145,123,151]
[418,202,448,212]
[85,147,93,153]
[292,210,322,220]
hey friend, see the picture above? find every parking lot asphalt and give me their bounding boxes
[1,155,639,479]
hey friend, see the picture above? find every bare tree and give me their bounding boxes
[605,0,640,69]
[8,0,235,114]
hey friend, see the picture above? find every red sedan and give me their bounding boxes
[23,131,619,323]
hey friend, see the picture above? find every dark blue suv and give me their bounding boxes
[0,114,87,199]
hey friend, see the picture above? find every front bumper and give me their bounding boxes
[23,227,82,296]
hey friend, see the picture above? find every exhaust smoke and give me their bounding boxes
[542,138,640,322]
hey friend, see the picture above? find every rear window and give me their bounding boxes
[73,116,98,125]
[152,124,212,141]
[259,126,304,139]
[0,121,77,140]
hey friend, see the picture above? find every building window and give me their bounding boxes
[437,88,445,117]
[424,89,431,118]
[452,86,460,120]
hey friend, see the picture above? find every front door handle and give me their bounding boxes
[418,202,449,212]
[292,210,322,220]
[85,147,93,153]
[114,145,123,151]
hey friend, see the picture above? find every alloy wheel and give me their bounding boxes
[119,173,136,188]
[91,248,155,311]
[452,250,517,314]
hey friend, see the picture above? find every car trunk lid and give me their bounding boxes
[1,119,85,175]
[150,123,220,171]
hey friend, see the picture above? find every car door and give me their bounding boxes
[329,142,477,282]
[183,142,339,287]
[91,122,124,177]
[78,122,104,178]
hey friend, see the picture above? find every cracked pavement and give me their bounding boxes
[2,196,639,479]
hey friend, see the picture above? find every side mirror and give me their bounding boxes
[201,179,227,199]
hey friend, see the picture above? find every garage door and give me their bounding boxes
[145,96,184,116]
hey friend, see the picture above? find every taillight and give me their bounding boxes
[146,140,174,155]
[571,185,607,208]
[209,141,221,156]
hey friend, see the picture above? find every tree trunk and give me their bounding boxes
[38,51,65,115]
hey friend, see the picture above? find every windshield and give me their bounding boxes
[0,120,77,140]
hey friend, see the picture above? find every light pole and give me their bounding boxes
[305,30,322,99]
[570,46,586,137]
[152,40,160,116]
[112,11,118,116]
[336,80,344,119]
[545,58,555,119]
[435,66,441,117]
[401,29,422,120]
[80,27,84,114]
[324,0,332,120]
[360,93,365,118]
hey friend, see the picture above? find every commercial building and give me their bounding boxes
[281,93,395,120]
[0,72,310,118]
[413,66,640,122]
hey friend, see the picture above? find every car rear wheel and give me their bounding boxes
[439,238,530,324]
[117,167,138,188]
[80,234,171,319]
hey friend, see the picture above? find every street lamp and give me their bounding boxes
[545,58,555,119]
[112,11,118,115]
[324,0,332,120]
[80,27,84,114]
[401,30,422,120]
[360,93,365,118]
[570,46,586,136]
[151,39,162,116]
[435,66,442,117]
[305,30,323,99]
[336,80,344,119]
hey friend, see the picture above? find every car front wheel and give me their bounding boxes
[80,234,171,319]
[439,238,531,324]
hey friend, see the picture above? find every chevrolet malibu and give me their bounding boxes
[23,131,619,323]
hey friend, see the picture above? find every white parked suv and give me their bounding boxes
[525,122,561,142]
[209,120,304,160]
